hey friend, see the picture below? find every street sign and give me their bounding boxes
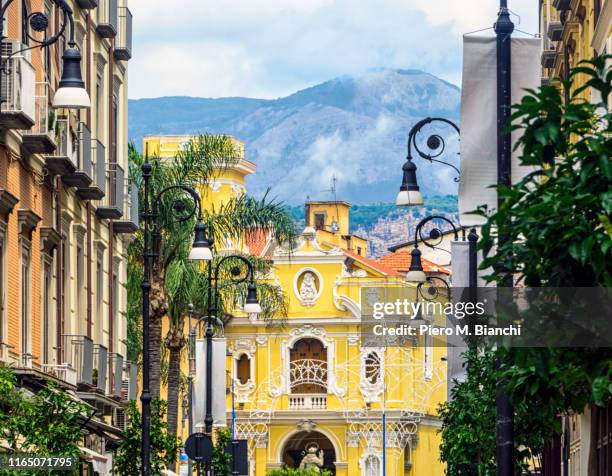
[184,433,213,462]
[227,439,249,476]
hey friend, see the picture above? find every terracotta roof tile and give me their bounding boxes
[377,249,450,275]
[244,228,270,257]
[344,249,401,276]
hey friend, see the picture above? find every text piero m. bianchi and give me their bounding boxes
[360,287,522,341]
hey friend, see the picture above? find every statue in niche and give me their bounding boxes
[299,272,318,305]
[300,443,324,470]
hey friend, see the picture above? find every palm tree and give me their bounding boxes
[126,136,296,453]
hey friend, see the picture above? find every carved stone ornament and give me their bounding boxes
[294,268,323,307]
[296,419,317,433]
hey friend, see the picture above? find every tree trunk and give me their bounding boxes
[149,277,167,400]
[166,323,185,472]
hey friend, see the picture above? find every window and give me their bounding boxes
[314,213,325,231]
[76,243,84,331]
[96,252,104,345]
[21,241,31,365]
[0,224,6,353]
[364,352,381,384]
[236,354,251,385]
[42,258,54,364]
[61,229,71,335]
[363,455,380,476]
[95,73,104,140]
[357,246,362,256]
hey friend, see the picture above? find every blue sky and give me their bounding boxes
[128,0,538,100]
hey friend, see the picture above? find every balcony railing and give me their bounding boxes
[114,7,132,61]
[93,344,108,393]
[109,352,124,398]
[288,394,327,410]
[63,122,93,188]
[96,162,124,219]
[96,0,118,38]
[77,139,106,200]
[113,182,139,233]
[41,363,78,386]
[62,335,94,387]
[547,20,563,42]
[553,0,571,10]
[0,50,35,130]
[76,0,98,9]
[22,82,56,154]
[45,116,79,176]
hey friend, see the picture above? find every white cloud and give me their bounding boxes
[128,0,538,99]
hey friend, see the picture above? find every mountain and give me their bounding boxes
[128,69,461,204]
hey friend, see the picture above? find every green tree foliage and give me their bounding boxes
[0,367,89,475]
[114,400,179,476]
[211,428,233,476]
[267,466,332,476]
[447,57,612,471]
[438,350,554,474]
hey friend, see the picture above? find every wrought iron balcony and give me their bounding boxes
[45,116,78,176]
[0,47,35,131]
[95,162,124,219]
[62,122,93,188]
[547,20,563,42]
[77,139,106,200]
[113,183,139,233]
[76,0,98,9]
[109,352,124,398]
[62,334,94,387]
[22,82,56,154]
[93,344,108,393]
[114,7,132,61]
[96,0,118,38]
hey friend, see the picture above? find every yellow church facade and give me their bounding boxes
[142,135,448,476]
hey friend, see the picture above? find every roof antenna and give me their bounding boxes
[321,175,341,233]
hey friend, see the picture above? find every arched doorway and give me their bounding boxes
[282,430,336,474]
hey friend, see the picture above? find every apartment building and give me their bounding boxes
[539,2,611,475]
[0,0,136,469]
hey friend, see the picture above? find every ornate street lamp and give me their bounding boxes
[0,0,90,109]
[396,117,460,207]
[140,157,211,476]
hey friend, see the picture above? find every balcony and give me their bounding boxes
[288,394,327,410]
[108,352,124,398]
[44,117,77,176]
[113,184,139,233]
[114,7,132,61]
[96,0,118,38]
[541,49,557,69]
[547,20,563,42]
[41,363,78,386]
[62,122,93,188]
[553,0,571,10]
[93,344,108,393]
[0,50,35,130]
[62,335,94,388]
[77,139,106,200]
[22,82,56,154]
[96,162,124,219]
[123,361,138,401]
[76,0,98,8]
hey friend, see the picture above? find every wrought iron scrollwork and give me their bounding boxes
[408,117,461,182]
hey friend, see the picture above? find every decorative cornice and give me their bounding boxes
[17,209,41,237]
[40,227,62,254]
[0,189,18,219]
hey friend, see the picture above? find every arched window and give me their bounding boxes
[236,354,251,385]
[289,338,327,393]
[364,352,381,384]
[363,455,380,476]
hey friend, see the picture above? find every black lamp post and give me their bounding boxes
[202,254,261,434]
[396,117,460,207]
[0,0,90,108]
[140,157,213,476]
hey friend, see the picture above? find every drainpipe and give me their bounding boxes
[55,176,63,363]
